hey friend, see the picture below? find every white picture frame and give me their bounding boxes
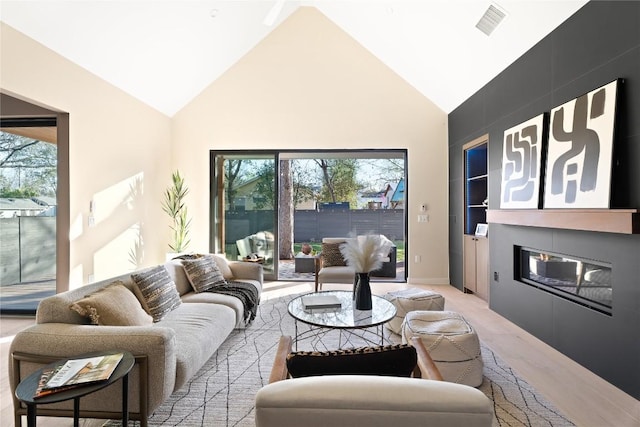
[500,114,546,209]
[475,223,488,237]
[543,79,618,208]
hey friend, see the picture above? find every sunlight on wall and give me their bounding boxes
[91,172,144,225]
[94,223,142,280]
[69,263,83,290]
[69,213,83,241]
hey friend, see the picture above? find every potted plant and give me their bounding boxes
[162,170,191,256]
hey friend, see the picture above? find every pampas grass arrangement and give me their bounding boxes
[340,234,394,273]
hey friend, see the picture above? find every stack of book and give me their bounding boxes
[34,353,123,398]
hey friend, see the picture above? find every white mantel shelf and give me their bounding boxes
[486,209,640,234]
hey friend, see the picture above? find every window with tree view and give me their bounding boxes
[0,123,57,313]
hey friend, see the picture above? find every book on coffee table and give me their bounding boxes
[302,294,342,310]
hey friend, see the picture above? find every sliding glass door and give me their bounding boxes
[211,149,407,283]
[211,152,277,280]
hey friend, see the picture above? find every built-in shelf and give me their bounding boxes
[487,209,640,234]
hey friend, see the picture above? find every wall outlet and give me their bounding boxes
[493,271,499,282]
[415,255,421,263]
[418,215,428,223]
[88,274,95,283]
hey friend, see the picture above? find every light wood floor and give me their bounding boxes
[1,281,638,427]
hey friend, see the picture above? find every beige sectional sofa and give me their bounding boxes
[9,254,262,427]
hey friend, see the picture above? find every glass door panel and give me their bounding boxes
[211,153,277,280]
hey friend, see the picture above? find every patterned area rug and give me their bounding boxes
[107,293,575,427]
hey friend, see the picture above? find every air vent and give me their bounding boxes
[476,4,507,36]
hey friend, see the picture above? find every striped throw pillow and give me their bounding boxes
[131,266,182,322]
[182,255,227,293]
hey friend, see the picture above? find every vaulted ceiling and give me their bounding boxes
[0,1,588,117]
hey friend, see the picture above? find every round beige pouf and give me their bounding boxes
[402,310,483,387]
[383,288,445,335]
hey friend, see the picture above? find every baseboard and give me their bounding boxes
[406,277,450,285]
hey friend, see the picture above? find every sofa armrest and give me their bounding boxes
[255,375,494,427]
[9,323,177,415]
[229,261,263,283]
[269,336,293,383]
[411,337,444,380]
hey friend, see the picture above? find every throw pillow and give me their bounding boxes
[131,265,182,322]
[182,255,227,293]
[211,254,233,280]
[321,242,347,267]
[70,281,153,326]
[286,343,417,378]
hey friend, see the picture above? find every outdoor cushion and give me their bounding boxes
[321,242,346,267]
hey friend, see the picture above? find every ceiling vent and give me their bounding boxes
[476,3,507,36]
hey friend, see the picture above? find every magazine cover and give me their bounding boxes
[34,353,123,398]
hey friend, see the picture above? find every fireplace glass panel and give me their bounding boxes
[517,247,612,314]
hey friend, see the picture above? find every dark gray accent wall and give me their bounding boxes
[448,1,640,398]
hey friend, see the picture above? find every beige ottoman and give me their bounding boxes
[402,310,483,387]
[383,288,445,335]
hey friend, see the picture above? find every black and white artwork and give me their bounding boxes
[544,80,618,208]
[500,114,546,209]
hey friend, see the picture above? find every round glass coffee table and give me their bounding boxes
[287,290,396,350]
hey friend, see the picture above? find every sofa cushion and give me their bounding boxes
[157,302,236,390]
[286,343,417,378]
[211,254,234,280]
[131,266,182,322]
[182,255,227,292]
[69,281,153,326]
[163,260,192,296]
[321,242,346,267]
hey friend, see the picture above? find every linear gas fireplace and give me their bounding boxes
[515,247,612,315]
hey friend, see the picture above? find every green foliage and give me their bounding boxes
[254,162,275,209]
[315,159,362,206]
[0,187,39,198]
[162,170,191,252]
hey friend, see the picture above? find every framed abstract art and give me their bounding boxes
[500,113,546,209]
[543,79,619,208]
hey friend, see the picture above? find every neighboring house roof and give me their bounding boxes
[390,178,405,203]
[0,198,44,210]
[32,196,57,207]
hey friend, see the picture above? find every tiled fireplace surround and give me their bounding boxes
[448,2,640,400]
[487,220,639,399]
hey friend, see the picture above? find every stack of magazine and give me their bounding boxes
[34,353,124,398]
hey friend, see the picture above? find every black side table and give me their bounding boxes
[15,350,134,427]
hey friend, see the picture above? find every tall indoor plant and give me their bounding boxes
[162,170,191,254]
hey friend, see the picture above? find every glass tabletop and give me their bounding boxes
[288,290,396,329]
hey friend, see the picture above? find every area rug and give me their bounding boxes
[107,293,575,427]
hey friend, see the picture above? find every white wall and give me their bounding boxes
[1,22,172,289]
[173,8,450,283]
[1,6,451,286]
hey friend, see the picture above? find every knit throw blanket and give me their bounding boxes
[172,254,260,324]
[208,280,260,324]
